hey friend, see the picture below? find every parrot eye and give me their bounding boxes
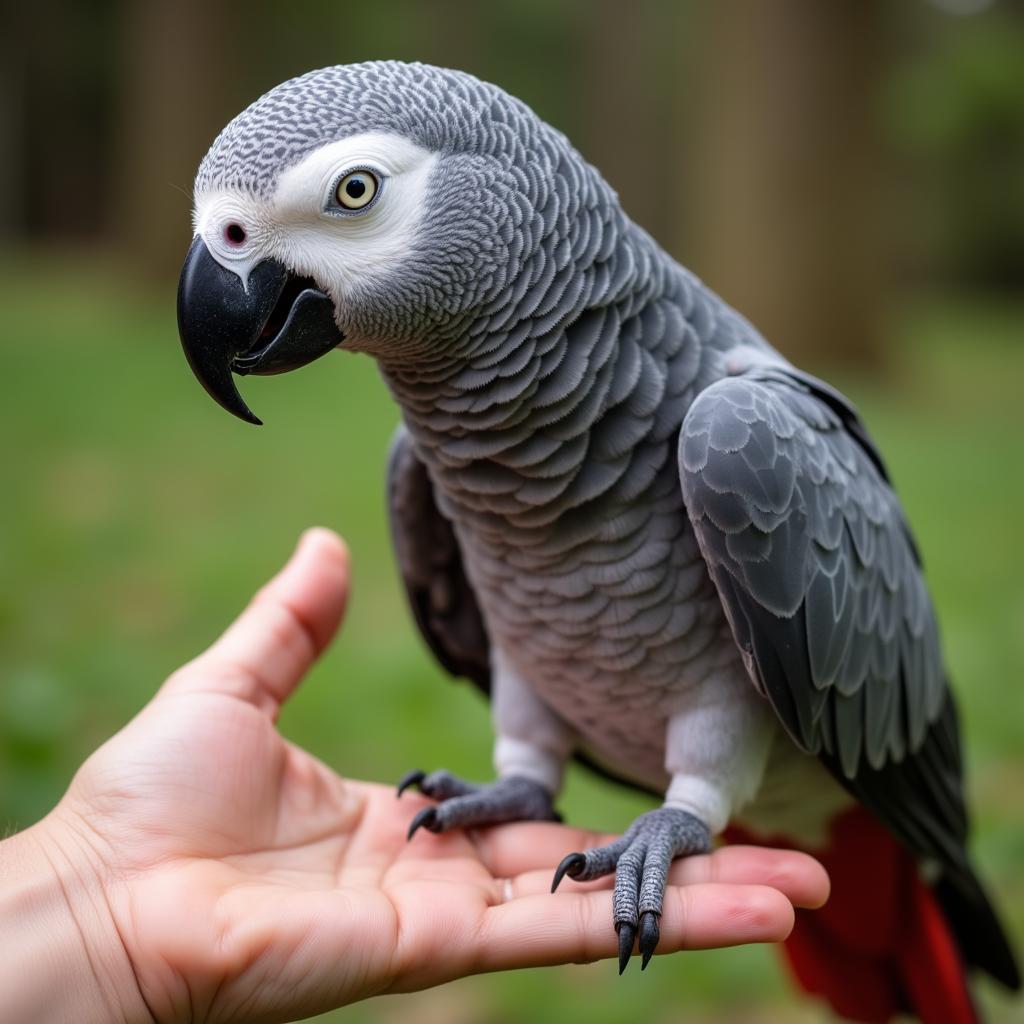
[224,222,247,246]
[332,169,381,212]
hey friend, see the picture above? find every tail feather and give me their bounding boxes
[935,870,1022,991]
[728,807,986,1023]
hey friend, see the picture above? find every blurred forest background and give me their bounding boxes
[2,1,1023,1021]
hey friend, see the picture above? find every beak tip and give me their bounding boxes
[216,389,263,426]
[232,407,263,426]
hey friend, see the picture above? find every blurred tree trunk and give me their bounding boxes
[0,15,26,243]
[113,0,245,279]
[684,0,887,370]
[15,0,118,243]
[416,0,487,70]
[578,0,675,240]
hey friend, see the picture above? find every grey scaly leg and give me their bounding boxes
[398,769,559,837]
[551,806,711,973]
[397,652,571,837]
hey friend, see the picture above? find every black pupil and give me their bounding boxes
[345,177,367,199]
[225,223,246,244]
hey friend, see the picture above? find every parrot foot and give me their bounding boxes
[550,806,711,974]
[398,771,560,838]
[396,768,480,801]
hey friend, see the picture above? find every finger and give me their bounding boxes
[476,825,829,912]
[509,844,830,910]
[473,821,627,876]
[162,528,350,714]
[475,882,794,973]
[680,846,830,910]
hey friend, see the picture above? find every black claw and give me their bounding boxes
[396,769,426,798]
[550,852,586,893]
[639,912,660,970]
[617,922,636,974]
[406,806,439,840]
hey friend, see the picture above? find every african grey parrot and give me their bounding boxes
[175,62,1019,1021]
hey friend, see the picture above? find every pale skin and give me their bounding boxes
[0,528,829,1024]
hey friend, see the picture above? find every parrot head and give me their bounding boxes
[177,61,593,424]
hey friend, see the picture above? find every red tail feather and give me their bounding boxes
[727,807,976,1023]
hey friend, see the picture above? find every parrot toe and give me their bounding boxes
[638,911,660,970]
[551,852,587,892]
[400,772,559,835]
[617,921,636,974]
[406,805,441,840]
[395,769,428,798]
[549,806,710,973]
[396,768,482,801]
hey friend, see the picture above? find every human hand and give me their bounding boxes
[2,529,828,1024]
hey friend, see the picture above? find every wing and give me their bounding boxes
[388,395,1015,986]
[387,424,492,692]
[679,365,968,861]
[678,365,1022,986]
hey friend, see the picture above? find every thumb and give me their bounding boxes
[161,528,350,716]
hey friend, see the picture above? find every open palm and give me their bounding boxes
[45,530,827,1024]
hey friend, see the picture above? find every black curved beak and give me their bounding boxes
[176,236,344,425]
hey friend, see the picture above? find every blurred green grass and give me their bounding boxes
[1,251,1021,1022]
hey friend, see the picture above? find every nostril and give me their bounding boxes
[224,222,247,246]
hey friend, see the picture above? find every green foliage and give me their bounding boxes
[0,259,1021,1020]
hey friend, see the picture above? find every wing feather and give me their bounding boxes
[387,425,491,691]
[679,365,960,847]
[680,366,1019,986]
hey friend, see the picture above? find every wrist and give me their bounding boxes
[0,818,154,1024]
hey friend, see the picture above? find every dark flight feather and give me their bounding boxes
[679,365,1018,988]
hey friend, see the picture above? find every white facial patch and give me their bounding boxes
[271,133,438,304]
[192,191,275,290]
[192,132,438,303]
